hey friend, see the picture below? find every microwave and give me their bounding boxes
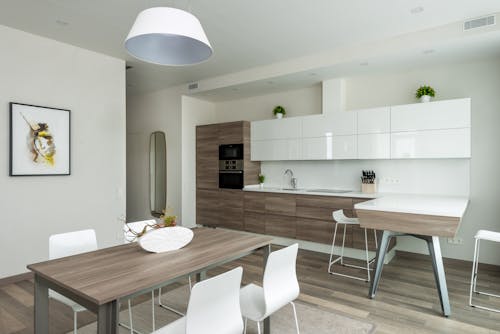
[219,144,243,160]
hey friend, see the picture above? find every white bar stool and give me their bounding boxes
[328,210,378,282]
[469,229,500,313]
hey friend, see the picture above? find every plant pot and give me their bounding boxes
[259,183,264,188]
[419,95,431,103]
[275,113,283,119]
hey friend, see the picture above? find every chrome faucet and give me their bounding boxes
[283,169,298,189]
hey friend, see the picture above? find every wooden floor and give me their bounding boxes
[1,249,500,334]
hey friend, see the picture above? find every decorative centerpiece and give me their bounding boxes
[258,173,265,188]
[125,208,194,253]
[273,105,286,119]
[416,85,435,103]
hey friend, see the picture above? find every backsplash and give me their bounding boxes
[260,159,470,196]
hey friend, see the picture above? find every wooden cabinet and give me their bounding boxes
[196,189,220,227]
[196,124,219,190]
[265,214,296,238]
[244,192,266,213]
[265,194,296,216]
[218,121,244,144]
[244,211,266,234]
[218,190,244,230]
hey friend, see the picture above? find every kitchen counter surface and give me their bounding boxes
[354,194,469,218]
[243,184,377,199]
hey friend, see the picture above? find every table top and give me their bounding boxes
[28,228,272,305]
[354,194,469,218]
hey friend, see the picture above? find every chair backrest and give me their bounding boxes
[123,219,156,243]
[186,267,244,334]
[49,229,98,260]
[263,244,300,316]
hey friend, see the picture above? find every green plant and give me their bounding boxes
[258,173,265,183]
[415,85,436,98]
[273,105,286,116]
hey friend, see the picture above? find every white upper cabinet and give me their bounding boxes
[251,139,300,161]
[357,107,391,134]
[391,128,471,159]
[391,98,471,132]
[358,134,390,159]
[301,115,334,138]
[332,135,357,159]
[331,112,357,135]
[301,136,333,160]
[251,118,301,140]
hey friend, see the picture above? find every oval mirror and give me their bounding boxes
[150,131,166,217]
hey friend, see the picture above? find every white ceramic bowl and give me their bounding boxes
[139,226,194,253]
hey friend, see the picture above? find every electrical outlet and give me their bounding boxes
[380,177,400,184]
[447,237,464,245]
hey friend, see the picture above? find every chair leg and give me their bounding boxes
[243,317,248,334]
[290,302,300,334]
[73,311,77,334]
[469,238,479,306]
[340,224,347,265]
[257,321,261,334]
[373,229,378,250]
[151,290,155,331]
[128,299,134,334]
[188,275,192,291]
[328,223,339,272]
[364,228,370,282]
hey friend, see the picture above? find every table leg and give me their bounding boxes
[34,274,49,334]
[426,236,451,317]
[262,244,271,334]
[369,230,392,298]
[97,300,118,334]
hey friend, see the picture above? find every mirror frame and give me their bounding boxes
[149,131,166,217]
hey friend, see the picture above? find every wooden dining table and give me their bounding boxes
[28,227,274,334]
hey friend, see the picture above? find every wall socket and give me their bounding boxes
[447,237,464,245]
[380,177,400,184]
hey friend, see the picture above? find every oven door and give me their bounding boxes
[219,144,243,160]
[219,170,244,189]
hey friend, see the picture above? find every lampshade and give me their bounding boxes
[125,7,213,66]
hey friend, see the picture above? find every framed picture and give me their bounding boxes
[9,102,70,176]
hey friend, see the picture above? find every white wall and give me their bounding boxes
[213,58,500,265]
[181,96,216,227]
[215,85,321,122]
[0,25,126,277]
[126,87,183,224]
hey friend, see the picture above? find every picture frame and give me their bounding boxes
[9,102,71,176]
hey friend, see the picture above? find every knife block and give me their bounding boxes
[361,182,377,194]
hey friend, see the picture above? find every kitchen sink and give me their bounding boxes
[306,189,352,194]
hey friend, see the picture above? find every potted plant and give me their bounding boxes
[416,85,436,103]
[258,173,265,188]
[273,105,286,119]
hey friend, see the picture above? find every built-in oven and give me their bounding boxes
[219,144,244,189]
[219,144,243,160]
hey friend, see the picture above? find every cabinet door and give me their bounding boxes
[300,136,333,160]
[332,135,357,159]
[331,112,357,135]
[196,189,220,226]
[244,212,266,234]
[218,190,244,230]
[266,214,296,238]
[358,134,390,159]
[251,118,301,140]
[296,218,352,246]
[244,192,266,213]
[391,98,470,132]
[251,139,300,161]
[218,121,243,144]
[301,115,335,138]
[265,194,296,216]
[196,124,219,189]
[357,107,390,134]
[391,128,471,159]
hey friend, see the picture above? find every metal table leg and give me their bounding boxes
[97,300,119,334]
[369,230,393,298]
[426,236,451,317]
[34,274,49,334]
[263,244,271,334]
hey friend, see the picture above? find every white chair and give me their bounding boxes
[328,210,378,282]
[469,229,500,313]
[123,220,192,334]
[49,229,98,334]
[151,267,244,334]
[240,244,300,334]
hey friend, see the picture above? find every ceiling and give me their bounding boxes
[1,0,500,95]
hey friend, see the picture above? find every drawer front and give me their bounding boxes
[244,192,266,212]
[296,218,334,244]
[244,212,266,234]
[352,226,380,251]
[296,206,335,221]
[296,195,352,209]
[265,214,296,238]
[265,194,296,216]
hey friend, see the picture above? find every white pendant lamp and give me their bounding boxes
[125,7,212,66]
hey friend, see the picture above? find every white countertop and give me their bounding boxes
[243,185,469,218]
[243,185,376,199]
[354,194,469,218]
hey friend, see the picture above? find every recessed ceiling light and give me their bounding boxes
[55,19,69,26]
[423,49,435,54]
[410,6,424,14]
[360,62,369,66]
